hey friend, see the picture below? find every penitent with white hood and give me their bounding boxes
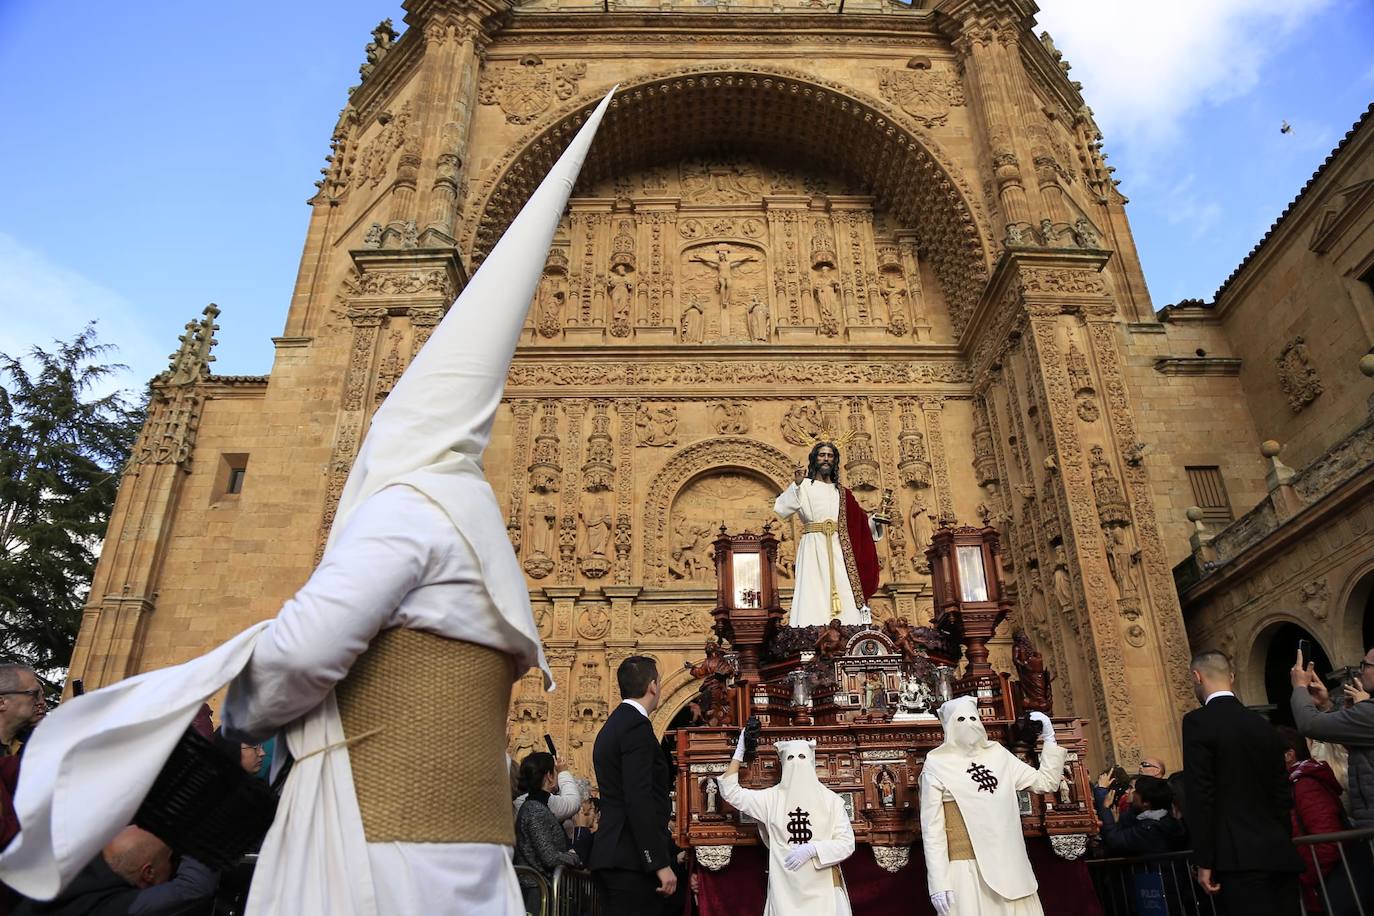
[0,89,620,916]
[919,697,1067,916]
[717,732,856,916]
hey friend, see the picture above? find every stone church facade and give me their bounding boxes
[68,0,1374,774]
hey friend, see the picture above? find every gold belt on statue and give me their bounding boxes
[335,628,516,845]
[801,520,843,614]
[943,801,975,861]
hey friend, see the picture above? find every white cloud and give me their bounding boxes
[0,232,165,399]
[1033,0,1333,150]
[1159,173,1222,239]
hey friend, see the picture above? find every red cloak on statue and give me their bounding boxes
[835,487,880,608]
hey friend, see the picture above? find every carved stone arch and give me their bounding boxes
[1336,559,1374,663]
[463,65,994,338]
[1240,613,1335,706]
[651,664,706,734]
[642,436,795,586]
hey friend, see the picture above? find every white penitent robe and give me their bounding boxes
[717,745,855,916]
[774,480,881,627]
[223,485,526,914]
[919,726,1067,913]
[0,486,530,914]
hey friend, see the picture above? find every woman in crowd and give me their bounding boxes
[513,752,581,914]
[1277,726,1346,913]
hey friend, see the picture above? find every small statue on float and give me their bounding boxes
[897,672,935,716]
[920,697,1067,916]
[1012,631,1054,714]
[814,618,847,659]
[686,640,739,727]
[719,731,856,915]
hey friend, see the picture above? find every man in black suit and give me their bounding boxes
[1183,649,1303,914]
[591,655,676,914]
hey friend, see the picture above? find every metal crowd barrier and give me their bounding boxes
[551,864,602,916]
[1295,826,1374,916]
[514,865,551,916]
[514,864,601,916]
[1087,827,1374,916]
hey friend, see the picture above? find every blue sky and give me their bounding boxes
[1,1,1371,393]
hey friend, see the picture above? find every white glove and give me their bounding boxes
[930,891,954,915]
[1028,710,1056,745]
[783,843,816,871]
[733,728,747,762]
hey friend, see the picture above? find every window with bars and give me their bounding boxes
[1186,466,1233,524]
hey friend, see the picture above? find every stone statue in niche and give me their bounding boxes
[776,527,796,580]
[607,265,634,337]
[812,268,842,337]
[909,495,935,569]
[635,404,678,447]
[1105,525,1140,597]
[746,293,770,342]
[689,244,759,314]
[580,495,613,578]
[704,777,719,814]
[1052,544,1073,612]
[535,273,567,339]
[524,500,558,579]
[681,292,705,344]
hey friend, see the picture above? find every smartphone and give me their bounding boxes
[71,679,85,697]
[1297,638,1312,665]
[544,733,557,757]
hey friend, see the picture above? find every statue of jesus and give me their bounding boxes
[689,244,758,314]
[774,440,886,627]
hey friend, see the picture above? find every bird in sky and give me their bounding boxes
[1281,120,1294,135]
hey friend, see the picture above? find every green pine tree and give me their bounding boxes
[0,324,143,697]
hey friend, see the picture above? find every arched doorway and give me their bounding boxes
[1261,622,1333,724]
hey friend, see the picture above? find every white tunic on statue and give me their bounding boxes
[718,771,854,916]
[774,480,880,628]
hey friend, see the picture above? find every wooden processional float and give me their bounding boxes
[673,521,1099,874]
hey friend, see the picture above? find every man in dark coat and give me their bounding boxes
[1183,650,1303,914]
[1098,774,1187,856]
[591,656,676,915]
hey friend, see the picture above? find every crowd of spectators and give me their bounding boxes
[0,665,269,916]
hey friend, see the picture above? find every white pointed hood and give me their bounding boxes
[772,739,839,847]
[934,695,993,756]
[330,87,617,687]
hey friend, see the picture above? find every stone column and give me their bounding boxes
[418,13,491,244]
[68,308,220,689]
[946,10,1034,232]
[966,248,1193,768]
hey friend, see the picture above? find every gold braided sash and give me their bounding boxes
[943,801,975,861]
[335,628,516,844]
[801,519,842,614]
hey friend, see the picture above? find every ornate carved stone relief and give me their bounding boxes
[635,403,679,447]
[878,60,967,128]
[642,438,794,586]
[1276,337,1323,413]
[478,55,586,125]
